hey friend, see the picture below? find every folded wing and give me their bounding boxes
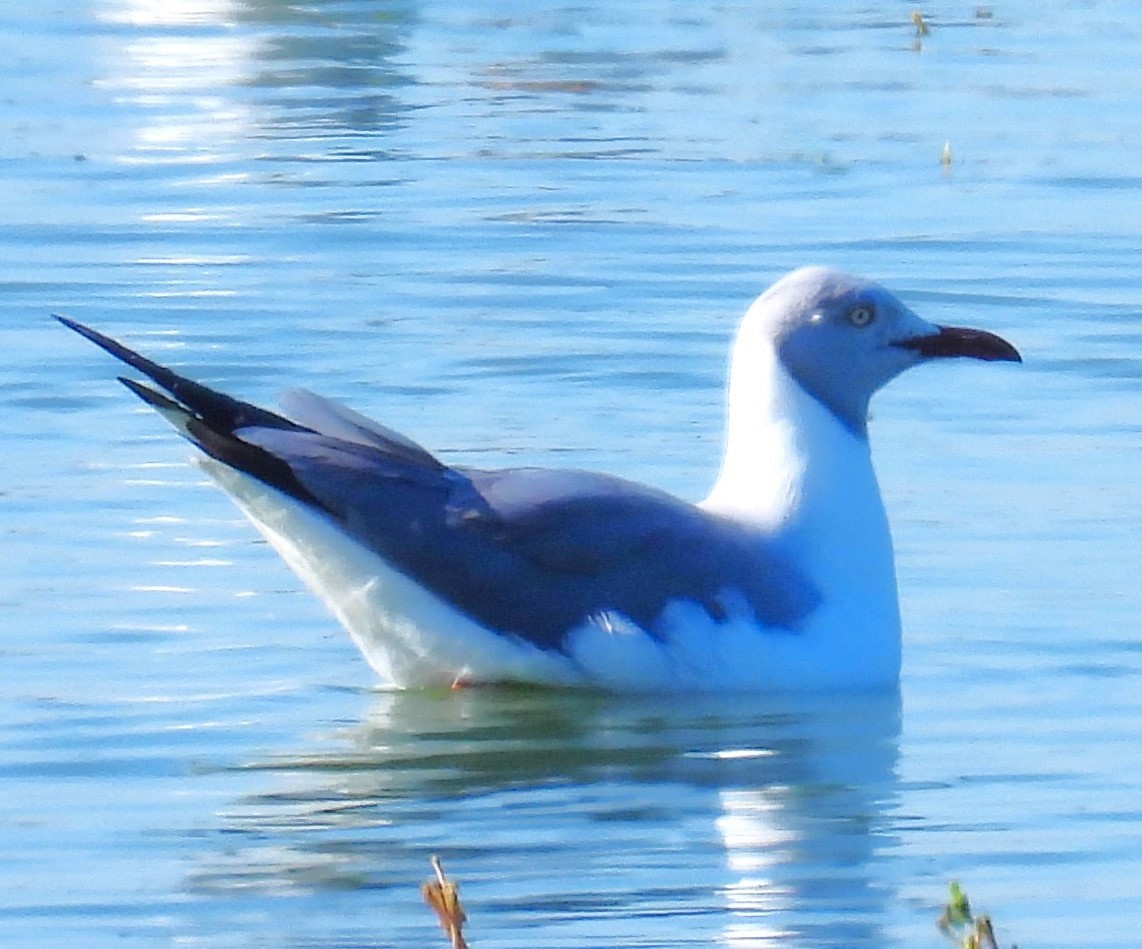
[58,317,819,650]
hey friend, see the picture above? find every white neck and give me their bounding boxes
[700,328,900,642]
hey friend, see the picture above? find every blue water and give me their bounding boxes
[3,1,1141,946]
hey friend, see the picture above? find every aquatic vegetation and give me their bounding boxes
[938,881,1016,949]
[418,867,1020,949]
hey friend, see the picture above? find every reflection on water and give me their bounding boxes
[238,2,413,141]
[193,690,900,946]
[95,0,259,167]
[95,0,416,178]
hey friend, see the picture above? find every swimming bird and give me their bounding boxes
[58,267,1020,691]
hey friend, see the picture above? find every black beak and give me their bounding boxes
[896,325,1022,363]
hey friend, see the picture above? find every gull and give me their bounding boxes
[57,267,1020,691]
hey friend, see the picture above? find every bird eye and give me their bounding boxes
[847,304,875,328]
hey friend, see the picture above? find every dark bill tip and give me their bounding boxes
[896,325,1022,363]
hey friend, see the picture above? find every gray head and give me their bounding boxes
[747,267,1021,436]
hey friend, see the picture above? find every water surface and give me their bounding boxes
[2,2,1141,946]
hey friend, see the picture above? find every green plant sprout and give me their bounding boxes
[938,881,1017,949]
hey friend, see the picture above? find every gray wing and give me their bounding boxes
[279,388,439,468]
[243,427,820,647]
[58,318,819,650]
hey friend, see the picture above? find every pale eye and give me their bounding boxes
[847,303,875,328]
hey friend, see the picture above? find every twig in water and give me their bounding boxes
[422,856,469,949]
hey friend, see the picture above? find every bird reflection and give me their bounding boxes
[193,689,900,946]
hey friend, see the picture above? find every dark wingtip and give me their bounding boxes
[54,313,89,335]
[118,376,183,412]
[54,313,167,375]
[58,316,325,512]
[55,314,111,347]
[55,314,304,434]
